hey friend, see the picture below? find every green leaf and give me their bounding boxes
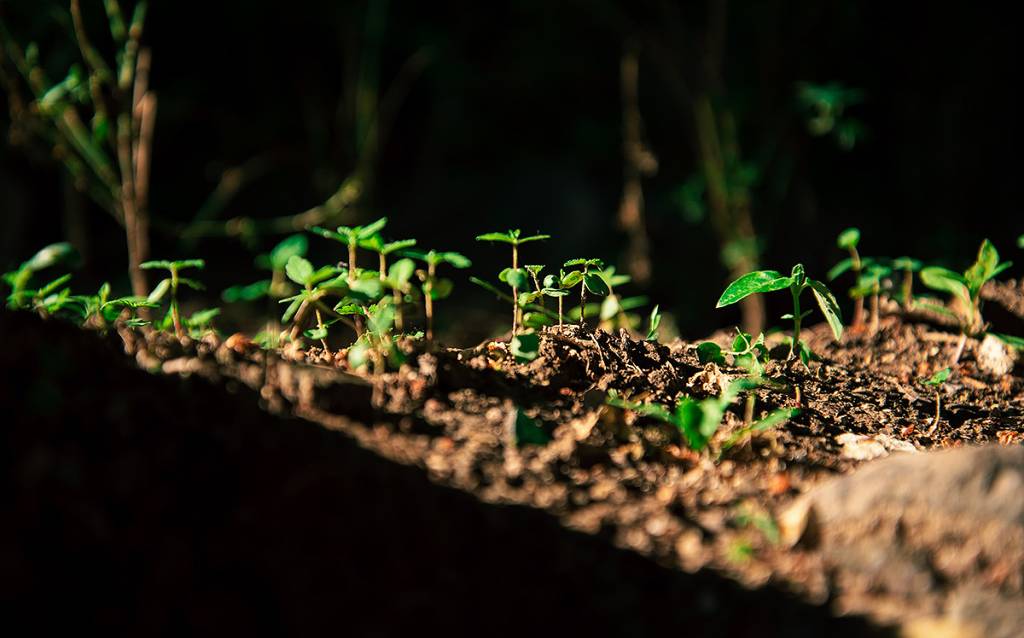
[807,279,844,341]
[187,308,221,327]
[500,267,530,290]
[147,278,171,303]
[892,256,922,271]
[964,239,1000,298]
[920,267,971,307]
[140,260,171,270]
[827,257,855,281]
[542,287,569,298]
[475,231,517,244]
[311,225,348,243]
[722,408,800,450]
[366,301,395,335]
[437,251,471,269]
[511,333,540,363]
[381,239,416,255]
[696,342,725,365]
[176,278,205,291]
[173,259,206,271]
[514,408,550,446]
[305,326,329,340]
[430,278,454,300]
[356,217,388,239]
[269,235,308,270]
[716,270,792,308]
[517,233,551,244]
[674,399,708,451]
[22,242,75,273]
[837,227,860,250]
[923,367,952,386]
[564,258,603,269]
[646,305,661,341]
[348,339,370,369]
[1018,235,1024,249]
[349,277,383,300]
[285,255,314,286]
[281,297,304,323]
[388,258,415,287]
[583,273,609,296]
[560,271,584,288]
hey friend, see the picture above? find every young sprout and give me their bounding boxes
[919,239,1012,363]
[921,367,951,436]
[311,216,389,283]
[646,305,661,341]
[828,227,865,329]
[563,258,609,327]
[850,262,892,334]
[891,257,922,310]
[607,379,797,453]
[539,270,575,328]
[222,234,308,303]
[3,242,76,310]
[347,299,403,376]
[407,249,471,341]
[360,234,417,283]
[104,296,160,328]
[475,229,550,337]
[381,257,417,331]
[717,264,843,364]
[278,255,345,348]
[141,260,206,340]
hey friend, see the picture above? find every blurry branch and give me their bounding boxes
[1,0,155,297]
[175,41,432,245]
[617,42,657,286]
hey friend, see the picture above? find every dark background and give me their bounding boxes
[2,0,1021,341]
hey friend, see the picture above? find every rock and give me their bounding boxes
[977,333,1018,376]
[835,432,917,460]
[784,445,1024,627]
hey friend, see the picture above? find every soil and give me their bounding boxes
[5,279,1024,635]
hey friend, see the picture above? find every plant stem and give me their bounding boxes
[951,332,967,365]
[789,285,801,359]
[869,287,880,334]
[558,296,563,329]
[511,244,519,338]
[425,262,435,341]
[579,265,588,327]
[348,241,358,283]
[314,306,329,352]
[902,268,913,310]
[927,390,941,435]
[850,247,864,328]
[744,394,755,429]
[169,266,183,339]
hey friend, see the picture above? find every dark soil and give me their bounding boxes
[5,281,1024,634]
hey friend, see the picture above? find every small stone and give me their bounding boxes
[977,334,1017,376]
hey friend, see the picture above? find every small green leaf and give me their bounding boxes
[991,333,1024,350]
[140,260,171,270]
[357,217,388,239]
[583,272,609,296]
[176,278,205,291]
[281,297,304,323]
[388,258,415,287]
[920,267,971,307]
[348,339,370,369]
[511,332,540,363]
[305,326,329,340]
[837,227,860,250]
[696,342,726,365]
[923,367,952,386]
[646,305,661,341]
[827,257,856,281]
[223,280,272,303]
[561,271,584,287]
[147,278,171,303]
[807,279,844,341]
[430,278,454,300]
[500,267,530,290]
[285,255,314,286]
[269,235,308,270]
[22,242,75,273]
[716,271,792,308]
[475,231,516,244]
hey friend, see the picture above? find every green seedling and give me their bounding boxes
[157,307,221,338]
[223,234,308,303]
[646,305,661,341]
[538,270,577,328]
[380,257,417,331]
[891,257,922,310]
[828,227,866,328]
[1018,235,1024,249]
[68,282,114,327]
[717,264,843,364]
[140,259,205,340]
[921,367,951,436]
[361,234,417,283]
[919,239,1012,363]
[104,296,159,328]
[3,242,77,310]
[278,255,346,348]
[312,216,389,283]
[407,249,471,341]
[475,229,550,337]
[563,258,609,327]
[850,262,892,334]
[346,299,405,375]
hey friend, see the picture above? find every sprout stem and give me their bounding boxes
[849,246,864,328]
[789,285,802,359]
[425,261,435,341]
[869,286,880,334]
[579,264,588,327]
[314,306,329,352]
[927,391,941,436]
[511,244,519,338]
[901,268,913,310]
[170,265,184,339]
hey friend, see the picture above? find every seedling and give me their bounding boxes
[140,259,206,340]
[311,216,388,283]
[921,367,951,436]
[381,257,417,331]
[278,255,345,348]
[158,307,221,338]
[104,296,159,328]
[563,258,609,327]
[475,229,550,337]
[850,262,892,334]
[717,264,843,364]
[360,234,417,283]
[222,234,308,303]
[607,379,796,452]
[3,242,77,310]
[406,249,471,341]
[68,282,113,327]
[919,239,1012,363]
[828,228,865,328]
[646,305,661,341]
[891,257,922,309]
[346,299,404,374]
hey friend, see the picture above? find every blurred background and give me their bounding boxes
[2,0,1021,343]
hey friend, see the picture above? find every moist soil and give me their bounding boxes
[5,279,1024,635]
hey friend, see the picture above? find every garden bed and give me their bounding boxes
[5,279,1024,635]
